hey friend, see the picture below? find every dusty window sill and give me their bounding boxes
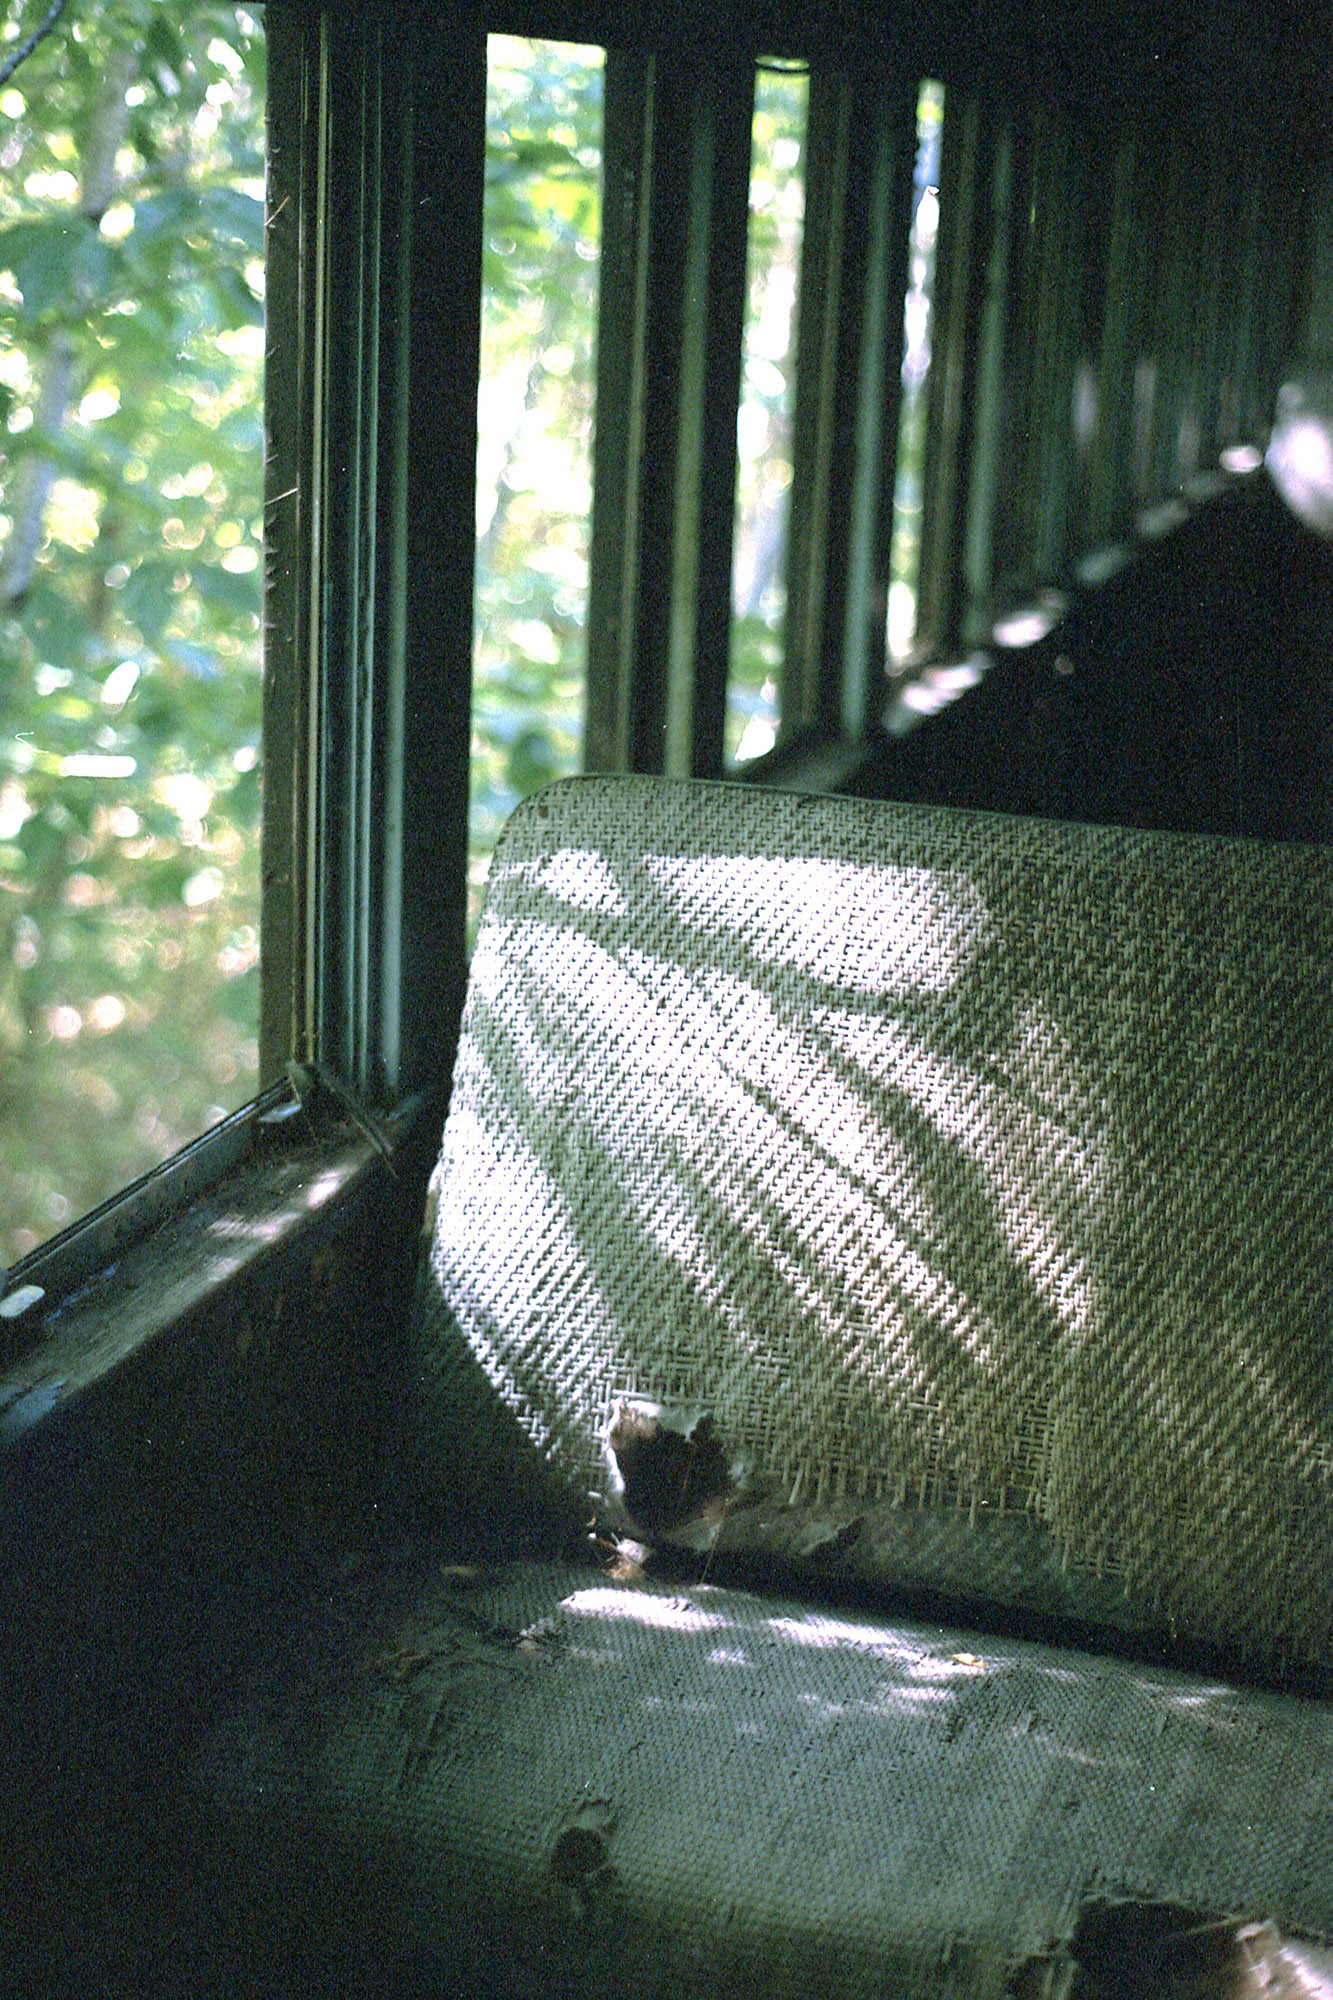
[0,1128,390,1460]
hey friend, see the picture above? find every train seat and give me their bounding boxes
[185,776,1333,1996]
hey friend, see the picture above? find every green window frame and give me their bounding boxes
[5,0,1323,1339]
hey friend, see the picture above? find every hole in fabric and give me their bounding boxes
[549,1798,619,1924]
[1009,1899,1333,1999]
[605,1400,735,1536]
[550,1826,608,1885]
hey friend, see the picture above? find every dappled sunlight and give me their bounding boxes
[439,829,1104,1526]
[992,596,1068,647]
[1220,442,1265,475]
[564,1586,728,1633]
[765,1610,944,1668]
[189,1156,372,1298]
[182,1538,1333,1990]
[205,1164,357,1247]
[1267,372,1333,539]
[884,655,992,733]
[706,1645,753,1667]
[420,780,1333,1671]
[536,845,630,917]
[438,812,1115,1563]
[643,848,988,993]
[529,1564,1328,1794]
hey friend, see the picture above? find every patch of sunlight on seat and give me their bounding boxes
[563,1587,729,1632]
[536,845,629,915]
[643,850,989,993]
[765,1614,943,1665]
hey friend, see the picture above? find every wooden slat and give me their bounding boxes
[783,69,917,743]
[914,91,994,654]
[261,0,486,1103]
[585,51,754,778]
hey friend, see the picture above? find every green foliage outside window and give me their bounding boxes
[0,23,808,1260]
[0,21,605,1259]
[0,2,264,1263]
[729,65,808,765]
[471,37,602,925]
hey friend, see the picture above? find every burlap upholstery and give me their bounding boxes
[413,776,1333,1670]
[183,777,1333,1993]
[189,1550,1333,1997]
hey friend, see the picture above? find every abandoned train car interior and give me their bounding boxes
[3,0,1333,1993]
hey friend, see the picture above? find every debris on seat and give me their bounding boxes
[1008,1898,1333,1999]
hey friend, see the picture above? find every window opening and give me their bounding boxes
[886,78,943,668]
[0,4,264,1266]
[471,36,602,928]
[726,60,808,765]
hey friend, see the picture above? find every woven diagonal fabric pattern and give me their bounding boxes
[188,1557,1333,1995]
[413,777,1333,1667]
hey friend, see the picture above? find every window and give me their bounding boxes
[584,51,928,782]
[471,36,603,926]
[0,3,264,1265]
[886,79,943,667]
[4,5,1314,1316]
[728,62,809,765]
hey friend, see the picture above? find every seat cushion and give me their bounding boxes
[183,1545,1333,1998]
[408,777,1333,1672]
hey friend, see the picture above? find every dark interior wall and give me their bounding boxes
[500,0,1333,154]
[0,1143,422,1990]
[864,473,1333,845]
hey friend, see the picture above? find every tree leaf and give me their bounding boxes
[189,562,261,618]
[0,218,111,317]
[198,185,265,253]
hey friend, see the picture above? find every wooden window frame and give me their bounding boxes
[7,0,1321,1340]
[3,0,488,1334]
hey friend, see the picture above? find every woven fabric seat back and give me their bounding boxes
[410,776,1333,1670]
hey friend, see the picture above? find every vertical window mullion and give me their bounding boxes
[957,123,1014,639]
[347,29,384,1094]
[357,40,385,1095]
[781,71,848,742]
[262,1,485,1107]
[914,92,992,656]
[986,116,1036,597]
[839,73,918,738]
[1222,146,1270,446]
[1191,134,1234,471]
[612,52,685,773]
[376,13,486,1099]
[314,12,371,1087]
[585,51,752,781]
[1086,134,1147,545]
[1145,142,1194,494]
[584,49,654,776]
[784,68,918,745]
[666,58,754,781]
[1030,117,1080,577]
[260,0,316,1087]
[1248,153,1305,434]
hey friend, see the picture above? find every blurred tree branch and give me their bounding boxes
[0,1,267,1261]
[0,0,68,91]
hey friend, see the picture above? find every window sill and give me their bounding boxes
[0,1118,421,1465]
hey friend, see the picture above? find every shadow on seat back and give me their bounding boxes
[189,776,1333,1998]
